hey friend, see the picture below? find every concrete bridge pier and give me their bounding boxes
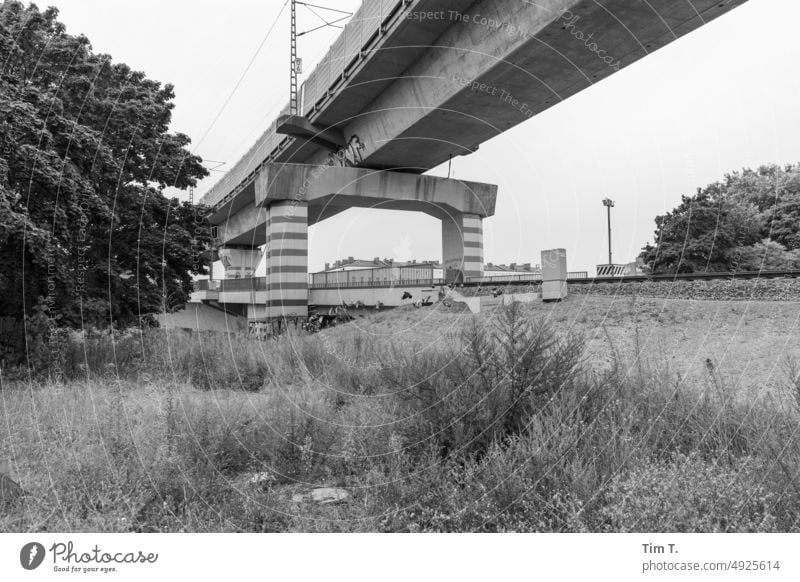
[218,248,262,279]
[442,212,484,284]
[206,163,498,324]
[265,201,309,320]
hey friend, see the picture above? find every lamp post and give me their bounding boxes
[602,198,615,265]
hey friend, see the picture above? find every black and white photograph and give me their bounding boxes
[1,0,799,578]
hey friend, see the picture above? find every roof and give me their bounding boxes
[324,258,441,272]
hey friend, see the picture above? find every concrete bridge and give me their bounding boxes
[200,0,749,322]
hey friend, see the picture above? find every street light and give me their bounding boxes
[602,198,615,265]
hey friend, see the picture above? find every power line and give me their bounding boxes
[296,1,352,16]
[202,160,227,173]
[193,0,290,151]
[289,0,352,114]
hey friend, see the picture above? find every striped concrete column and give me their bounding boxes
[266,201,308,319]
[442,212,484,283]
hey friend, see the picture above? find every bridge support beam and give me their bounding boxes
[218,248,262,279]
[265,201,308,320]
[442,213,484,284]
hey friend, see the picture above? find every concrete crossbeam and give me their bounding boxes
[215,163,497,246]
[256,163,497,224]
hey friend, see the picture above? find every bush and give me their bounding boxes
[4,301,800,532]
[383,302,584,460]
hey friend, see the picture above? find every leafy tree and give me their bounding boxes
[735,239,800,271]
[641,190,761,273]
[641,164,800,274]
[0,1,210,340]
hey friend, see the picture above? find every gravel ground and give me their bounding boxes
[569,278,800,301]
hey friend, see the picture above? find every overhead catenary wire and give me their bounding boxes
[295,2,352,16]
[191,1,351,191]
[296,1,352,34]
[290,0,353,113]
[192,0,290,152]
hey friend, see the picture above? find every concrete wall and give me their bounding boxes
[158,303,247,334]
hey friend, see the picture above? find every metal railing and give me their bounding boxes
[194,278,268,293]
[194,271,593,293]
[310,279,444,290]
[195,276,444,293]
[467,272,589,284]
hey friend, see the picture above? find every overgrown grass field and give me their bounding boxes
[2,299,800,532]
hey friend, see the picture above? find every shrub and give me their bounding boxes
[4,301,800,533]
[383,302,584,460]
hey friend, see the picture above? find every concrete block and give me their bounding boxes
[503,292,541,305]
[541,248,567,282]
[542,281,568,302]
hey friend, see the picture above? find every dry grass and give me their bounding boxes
[2,298,800,532]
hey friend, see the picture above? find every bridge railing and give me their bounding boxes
[202,0,409,210]
[193,270,592,293]
[469,274,543,284]
[302,0,405,116]
[310,263,441,289]
[194,276,442,293]
[310,279,444,290]
[466,272,589,284]
[193,278,269,293]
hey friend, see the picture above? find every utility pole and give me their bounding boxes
[289,2,352,116]
[289,0,298,115]
[603,198,615,265]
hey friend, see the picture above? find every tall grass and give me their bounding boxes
[2,302,799,532]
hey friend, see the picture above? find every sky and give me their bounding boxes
[43,0,800,274]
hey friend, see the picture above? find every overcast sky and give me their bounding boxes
[45,0,800,274]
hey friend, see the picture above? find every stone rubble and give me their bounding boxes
[568,278,800,301]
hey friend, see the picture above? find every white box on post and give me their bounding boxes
[541,248,568,302]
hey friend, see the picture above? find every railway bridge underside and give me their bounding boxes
[206,163,497,321]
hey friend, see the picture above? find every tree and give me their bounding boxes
[641,164,800,274]
[0,2,210,338]
[641,190,761,274]
[735,239,800,272]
